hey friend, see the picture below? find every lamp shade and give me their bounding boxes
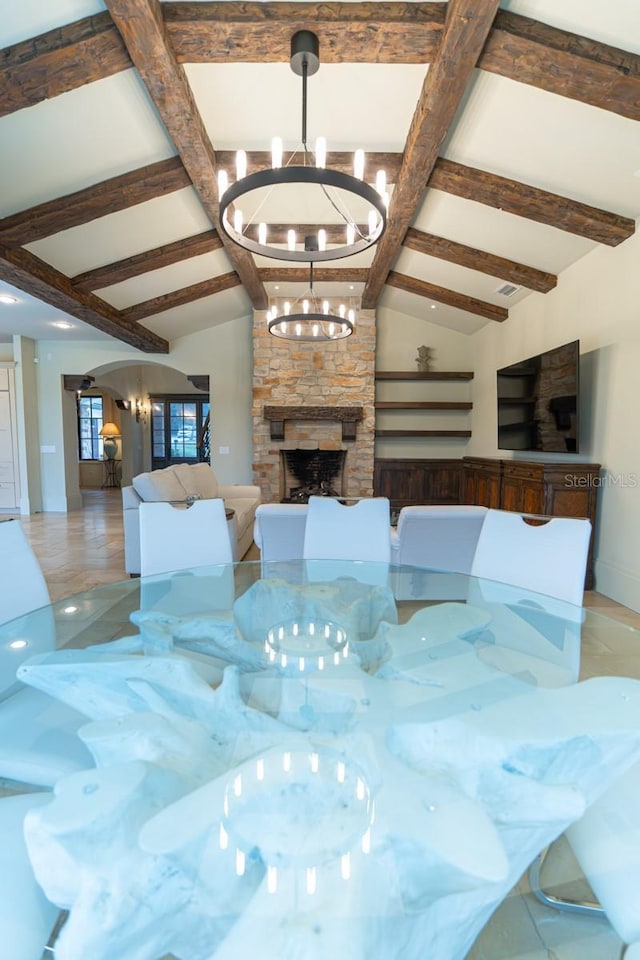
[99,422,120,438]
[99,422,120,461]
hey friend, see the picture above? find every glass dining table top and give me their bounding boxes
[2,559,640,960]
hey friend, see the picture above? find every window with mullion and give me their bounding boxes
[78,395,104,460]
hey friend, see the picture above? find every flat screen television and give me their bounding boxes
[497,340,580,453]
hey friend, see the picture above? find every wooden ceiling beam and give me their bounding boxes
[2,7,638,127]
[362,0,502,309]
[0,243,169,353]
[105,0,268,309]
[404,227,557,293]
[481,11,640,122]
[430,158,636,246]
[119,271,241,323]
[0,157,190,246]
[0,12,131,117]
[71,230,223,291]
[386,270,508,322]
[258,268,368,283]
[164,2,445,64]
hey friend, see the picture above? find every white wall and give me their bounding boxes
[469,223,640,610]
[12,336,42,514]
[33,314,253,511]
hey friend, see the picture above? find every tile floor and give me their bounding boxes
[5,489,640,960]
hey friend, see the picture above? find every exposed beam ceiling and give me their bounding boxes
[71,230,223,292]
[0,12,131,117]
[0,1,638,346]
[480,10,640,121]
[403,228,557,293]
[386,270,508,322]
[119,270,241,323]
[163,2,446,64]
[0,243,169,352]
[104,0,267,309]
[4,6,639,120]
[0,157,190,246]
[362,0,502,308]
[430,158,636,246]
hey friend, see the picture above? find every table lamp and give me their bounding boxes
[99,422,120,460]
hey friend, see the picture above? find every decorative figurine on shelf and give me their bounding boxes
[416,345,432,372]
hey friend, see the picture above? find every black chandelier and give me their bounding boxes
[218,30,388,262]
[267,240,355,342]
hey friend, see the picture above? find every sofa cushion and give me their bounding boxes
[173,462,219,500]
[132,467,187,502]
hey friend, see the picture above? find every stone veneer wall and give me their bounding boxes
[252,309,376,503]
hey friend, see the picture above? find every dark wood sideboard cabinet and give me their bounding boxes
[374,456,601,589]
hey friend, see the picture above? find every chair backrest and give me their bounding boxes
[394,505,488,573]
[470,509,591,605]
[0,520,50,623]
[0,520,55,697]
[253,503,308,569]
[304,497,391,586]
[303,497,391,563]
[139,499,232,578]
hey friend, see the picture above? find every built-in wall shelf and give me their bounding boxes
[374,369,474,442]
[375,371,474,381]
[375,430,472,438]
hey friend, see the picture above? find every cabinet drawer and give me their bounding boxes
[0,482,16,507]
[502,462,544,483]
[0,461,14,482]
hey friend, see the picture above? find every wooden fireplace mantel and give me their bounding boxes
[263,405,364,442]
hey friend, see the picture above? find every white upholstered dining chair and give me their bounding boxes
[391,504,488,574]
[467,510,591,688]
[253,503,308,574]
[0,520,91,787]
[139,498,233,578]
[302,496,391,585]
[469,509,591,606]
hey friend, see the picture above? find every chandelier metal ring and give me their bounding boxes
[219,166,387,262]
[267,309,354,342]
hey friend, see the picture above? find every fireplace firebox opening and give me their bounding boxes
[280,449,347,502]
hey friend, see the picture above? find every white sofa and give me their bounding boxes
[122,462,261,574]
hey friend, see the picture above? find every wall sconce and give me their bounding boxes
[135,397,148,424]
[115,399,130,411]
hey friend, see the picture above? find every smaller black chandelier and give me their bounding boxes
[218,30,388,263]
[267,244,355,343]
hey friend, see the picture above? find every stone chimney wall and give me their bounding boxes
[252,309,376,503]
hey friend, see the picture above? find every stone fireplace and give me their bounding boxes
[252,308,376,503]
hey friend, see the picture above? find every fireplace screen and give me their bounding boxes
[281,449,346,502]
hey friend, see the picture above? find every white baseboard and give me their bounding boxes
[593,559,640,614]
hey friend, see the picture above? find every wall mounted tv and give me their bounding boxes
[497,340,580,453]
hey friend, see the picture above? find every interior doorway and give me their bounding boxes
[150,394,210,470]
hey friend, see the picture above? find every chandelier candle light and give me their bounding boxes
[267,237,356,342]
[218,30,388,262]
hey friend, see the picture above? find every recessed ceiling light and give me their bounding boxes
[349,285,355,290]
[430,304,436,309]
[53,321,73,329]
[274,285,280,291]
[0,294,18,305]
